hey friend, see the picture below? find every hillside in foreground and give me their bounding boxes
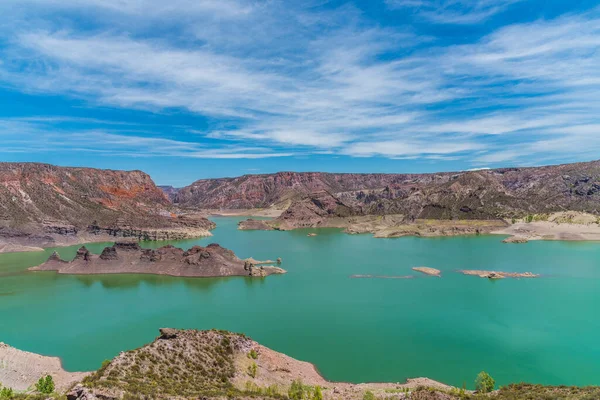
[1,329,599,400]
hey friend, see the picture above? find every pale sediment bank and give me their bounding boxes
[0,342,89,391]
[236,210,600,242]
[412,267,442,277]
[239,213,510,238]
[493,212,600,242]
[0,244,45,253]
[493,222,600,242]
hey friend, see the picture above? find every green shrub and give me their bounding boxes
[312,386,323,400]
[265,384,280,396]
[248,349,258,359]
[475,371,495,393]
[247,362,257,378]
[363,390,376,400]
[289,379,306,400]
[0,385,15,400]
[36,375,55,394]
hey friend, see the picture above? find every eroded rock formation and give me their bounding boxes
[0,163,215,252]
[30,242,286,278]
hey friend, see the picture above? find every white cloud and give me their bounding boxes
[0,119,293,159]
[386,0,525,24]
[0,1,599,165]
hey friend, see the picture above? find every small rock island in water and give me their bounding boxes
[29,242,286,278]
[412,267,442,277]
[459,270,539,279]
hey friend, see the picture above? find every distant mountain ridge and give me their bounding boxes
[169,160,600,219]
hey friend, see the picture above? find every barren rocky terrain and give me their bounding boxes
[29,242,285,278]
[0,163,215,252]
[172,160,600,219]
[174,160,600,237]
[0,342,88,392]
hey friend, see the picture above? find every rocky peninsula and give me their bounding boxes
[29,242,286,278]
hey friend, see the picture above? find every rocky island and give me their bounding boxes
[29,242,286,278]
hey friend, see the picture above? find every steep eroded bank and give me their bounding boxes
[0,163,215,253]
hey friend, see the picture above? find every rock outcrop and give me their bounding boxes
[0,163,215,252]
[30,242,286,278]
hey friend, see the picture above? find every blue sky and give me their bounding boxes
[1,0,599,186]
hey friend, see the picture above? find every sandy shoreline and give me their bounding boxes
[2,212,599,257]
[492,222,600,242]
[231,209,600,242]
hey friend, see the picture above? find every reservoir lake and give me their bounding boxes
[1,217,600,388]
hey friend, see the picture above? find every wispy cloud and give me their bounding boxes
[386,0,524,24]
[0,1,599,166]
[0,119,293,159]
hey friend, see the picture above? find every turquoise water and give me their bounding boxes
[1,217,600,388]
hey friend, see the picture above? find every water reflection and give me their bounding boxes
[72,272,239,292]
